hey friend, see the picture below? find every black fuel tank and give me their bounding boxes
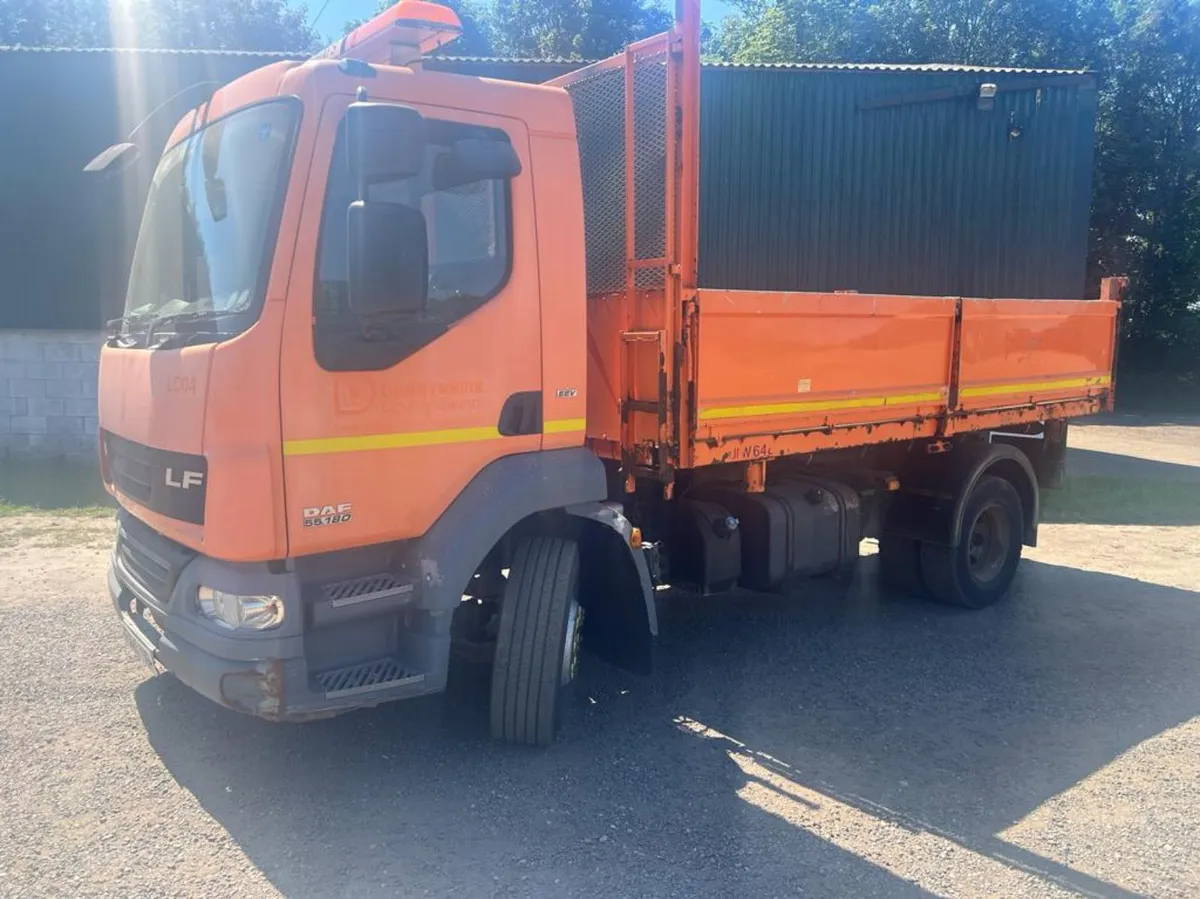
[693,476,862,591]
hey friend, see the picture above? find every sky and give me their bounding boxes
[297,0,733,45]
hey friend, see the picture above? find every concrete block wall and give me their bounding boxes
[0,330,103,461]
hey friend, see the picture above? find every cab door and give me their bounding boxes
[279,94,542,556]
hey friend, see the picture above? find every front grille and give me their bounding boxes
[109,441,154,504]
[314,658,424,698]
[117,530,172,606]
[114,514,195,609]
[102,431,207,525]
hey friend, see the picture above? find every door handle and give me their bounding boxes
[497,391,543,436]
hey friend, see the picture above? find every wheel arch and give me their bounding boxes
[562,503,657,675]
[414,449,656,676]
[885,440,1040,548]
[415,448,608,614]
[974,452,1039,547]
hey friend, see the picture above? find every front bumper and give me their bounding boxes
[108,514,451,721]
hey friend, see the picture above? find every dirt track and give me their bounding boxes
[1,417,1197,898]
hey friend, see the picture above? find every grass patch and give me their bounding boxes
[0,459,115,517]
[0,516,114,550]
[1041,475,1200,526]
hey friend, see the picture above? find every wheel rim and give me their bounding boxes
[966,502,1011,584]
[560,599,584,686]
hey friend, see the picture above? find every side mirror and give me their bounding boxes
[83,141,140,177]
[432,137,521,191]
[348,201,428,316]
[346,102,426,194]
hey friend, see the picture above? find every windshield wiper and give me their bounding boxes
[105,315,153,348]
[146,308,218,346]
[152,330,228,350]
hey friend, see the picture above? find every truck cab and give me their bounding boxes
[102,3,621,731]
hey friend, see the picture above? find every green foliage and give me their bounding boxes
[346,0,495,55]
[715,0,1200,377]
[346,0,668,58]
[486,0,669,57]
[1,0,320,51]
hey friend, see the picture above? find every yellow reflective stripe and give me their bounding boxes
[283,418,588,456]
[544,417,587,433]
[959,375,1111,399]
[283,425,501,457]
[698,391,945,422]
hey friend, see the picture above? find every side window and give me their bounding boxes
[314,117,514,371]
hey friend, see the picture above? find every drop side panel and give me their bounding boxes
[952,298,1118,414]
[692,290,955,464]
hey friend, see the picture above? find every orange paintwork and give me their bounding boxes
[687,289,1118,466]
[275,65,584,557]
[955,298,1117,409]
[100,48,588,561]
[99,0,1118,565]
[570,1,1118,474]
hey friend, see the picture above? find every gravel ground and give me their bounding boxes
[1,419,1198,899]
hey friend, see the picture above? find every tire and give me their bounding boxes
[877,532,926,596]
[489,536,583,746]
[920,475,1024,609]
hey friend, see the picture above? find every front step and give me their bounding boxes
[312,657,426,699]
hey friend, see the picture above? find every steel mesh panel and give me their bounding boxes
[632,52,667,289]
[566,51,669,295]
[567,67,628,294]
[430,180,501,264]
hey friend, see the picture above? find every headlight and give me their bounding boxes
[197,586,285,631]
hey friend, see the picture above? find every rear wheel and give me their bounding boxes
[489,536,583,746]
[920,475,1024,609]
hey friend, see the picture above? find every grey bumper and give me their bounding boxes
[108,517,450,722]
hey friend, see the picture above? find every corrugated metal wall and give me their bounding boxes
[0,50,567,331]
[0,51,1095,333]
[698,66,1096,299]
[425,56,578,82]
[0,48,293,330]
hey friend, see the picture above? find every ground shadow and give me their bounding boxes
[137,555,1197,898]
[1065,447,1200,483]
[136,669,937,898]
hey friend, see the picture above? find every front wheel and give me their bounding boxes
[489,536,583,746]
[920,475,1025,609]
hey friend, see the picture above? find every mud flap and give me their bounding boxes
[565,502,658,675]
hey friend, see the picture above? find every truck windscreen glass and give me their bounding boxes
[119,100,299,349]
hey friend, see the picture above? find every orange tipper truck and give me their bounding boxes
[91,0,1120,744]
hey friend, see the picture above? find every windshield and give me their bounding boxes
[120,100,299,348]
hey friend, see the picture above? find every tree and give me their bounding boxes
[1,0,320,51]
[346,0,496,56]
[126,0,319,52]
[346,0,669,60]
[491,0,670,58]
[715,0,1200,377]
[715,0,1115,67]
[1095,0,1200,371]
